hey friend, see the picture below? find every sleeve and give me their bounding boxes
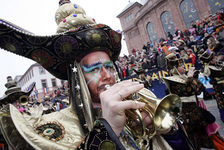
[186,77,205,95]
[162,129,190,150]
[75,118,125,150]
[162,123,191,150]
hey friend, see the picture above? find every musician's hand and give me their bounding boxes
[100,80,145,136]
[187,67,195,77]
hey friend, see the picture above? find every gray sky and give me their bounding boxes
[0,0,132,96]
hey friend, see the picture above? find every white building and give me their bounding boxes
[17,63,66,100]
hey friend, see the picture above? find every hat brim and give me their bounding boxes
[0,82,35,104]
[133,68,145,75]
[208,65,224,77]
[0,19,121,80]
[162,75,186,92]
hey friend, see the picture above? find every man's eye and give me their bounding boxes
[105,66,114,72]
[90,68,99,73]
[105,65,112,69]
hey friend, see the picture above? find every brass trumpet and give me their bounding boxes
[124,88,182,138]
[19,95,29,106]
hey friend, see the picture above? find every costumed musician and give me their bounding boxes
[163,52,223,150]
[132,66,152,89]
[0,0,191,149]
[198,43,224,124]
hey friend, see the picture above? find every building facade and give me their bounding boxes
[117,0,224,54]
[17,63,66,100]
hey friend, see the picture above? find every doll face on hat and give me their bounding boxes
[81,51,116,103]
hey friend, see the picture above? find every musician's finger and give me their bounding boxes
[117,100,145,111]
[118,83,144,99]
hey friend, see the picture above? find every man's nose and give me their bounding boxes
[100,66,111,79]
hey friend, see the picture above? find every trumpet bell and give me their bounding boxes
[125,88,182,138]
[154,94,182,131]
[19,95,29,105]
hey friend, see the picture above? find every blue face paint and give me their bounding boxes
[82,61,114,85]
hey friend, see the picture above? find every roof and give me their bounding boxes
[117,1,142,17]
[121,2,135,14]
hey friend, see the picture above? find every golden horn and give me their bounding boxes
[19,95,29,106]
[106,85,182,138]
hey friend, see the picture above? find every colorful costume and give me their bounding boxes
[163,53,214,149]
[198,48,224,123]
[133,67,152,89]
[0,1,190,150]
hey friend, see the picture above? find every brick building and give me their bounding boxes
[117,0,224,54]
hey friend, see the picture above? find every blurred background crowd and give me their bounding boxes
[12,8,224,116]
[115,9,224,80]
[13,85,69,115]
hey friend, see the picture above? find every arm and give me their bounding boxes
[76,80,145,149]
[162,121,192,150]
[100,80,145,136]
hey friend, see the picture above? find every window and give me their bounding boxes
[125,13,133,23]
[39,66,46,74]
[180,0,199,29]
[208,0,224,14]
[51,78,57,87]
[41,79,47,88]
[147,22,158,42]
[160,11,175,36]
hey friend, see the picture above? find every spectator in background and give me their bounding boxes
[216,10,224,22]
[133,67,152,89]
[161,41,170,56]
[180,50,189,62]
[141,58,151,71]
[207,36,223,54]
[150,52,158,69]
[167,32,173,41]
[186,48,196,66]
[186,35,197,48]
[157,50,166,69]
[130,54,135,65]
[127,64,134,76]
[177,39,186,50]
[183,29,191,37]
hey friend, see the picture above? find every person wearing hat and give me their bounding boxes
[179,50,189,62]
[198,48,224,123]
[176,39,186,51]
[0,76,35,149]
[0,1,191,150]
[161,41,171,56]
[0,76,35,108]
[133,66,152,89]
[168,46,179,56]
[163,53,222,150]
[183,46,196,66]
[197,48,224,149]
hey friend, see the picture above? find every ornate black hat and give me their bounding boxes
[0,2,122,80]
[198,48,214,64]
[165,53,179,71]
[0,76,35,105]
[133,66,145,75]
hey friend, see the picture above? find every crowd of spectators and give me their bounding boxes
[116,9,224,80]
[13,9,224,115]
[13,84,69,115]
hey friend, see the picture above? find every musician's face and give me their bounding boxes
[177,65,185,74]
[81,51,116,103]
